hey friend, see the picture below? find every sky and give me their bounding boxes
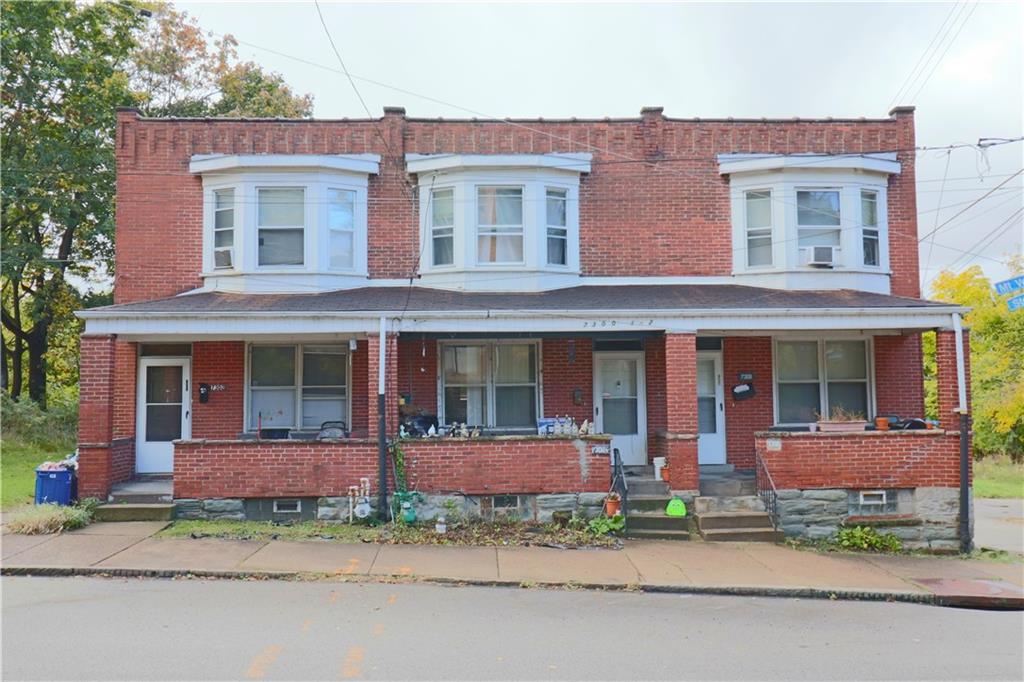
[178,0,1024,292]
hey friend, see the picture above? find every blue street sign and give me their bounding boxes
[1008,293,1024,312]
[994,275,1024,296]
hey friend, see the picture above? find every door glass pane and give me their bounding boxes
[827,382,868,418]
[776,341,819,381]
[603,398,638,434]
[146,366,182,403]
[600,359,637,397]
[697,358,715,395]
[442,346,486,384]
[444,386,486,425]
[258,188,304,226]
[146,405,181,441]
[250,389,296,427]
[495,386,536,427]
[251,346,295,386]
[494,345,535,384]
[778,384,820,423]
[698,396,717,434]
[825,341,866,380]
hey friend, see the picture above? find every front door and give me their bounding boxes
[136,358,191,473]
[594,352,647,466]
[697,351,726,464]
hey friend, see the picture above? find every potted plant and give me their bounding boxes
[874,416,890,431]
[816,406,869,433]
[604,492,622,517]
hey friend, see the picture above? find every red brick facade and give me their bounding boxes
[874,334,926,419]
[191,342,246,439]
[936,330,971,431]
[723,336,775,469]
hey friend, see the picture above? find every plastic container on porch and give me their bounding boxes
[34,468,77,506]
[653,457,667,481]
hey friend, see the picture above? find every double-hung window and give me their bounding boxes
[327,189,356,270]
[248,344,348,430]
[546,188,568,266]
[861,190,880,267]
[441,342,538,429]
[796,189,841,247]
[257,188,305,266]
[431,188,455,266]
[775,339,871,424]
[745,190,772,267]
[476,187,524,264]
[213,188,235,269]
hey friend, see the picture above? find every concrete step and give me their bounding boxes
[628,479,671,496]
[624,465,654,477]
[94,503,174,522]
[697,511,774,531]
[109,492,173,505]
[700,527,784,543]
[699,464,735,475]
[699,477,756,496]
[694,495,765,514]
[627,512,690,532]
[625,495,672,513]
[624,528,692,541]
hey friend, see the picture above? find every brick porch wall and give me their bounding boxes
[874,334,925,418]
[542,338,594,424]
[722,336,774,469]
[191,341,245,439]
[173,437,611,499]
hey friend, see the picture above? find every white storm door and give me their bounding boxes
[594,352,647,466]
[136,358,191,473]
[696,352,726,464]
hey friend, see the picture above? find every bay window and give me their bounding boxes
[861,190,880,267]
[431,188,455,266]
[796,189,841,247]
[441,342,539,429]
[775,339,871,424]
[327,189,355,269]
[745,190,773,267]
[257,188,305,266]
[248,344,349,430]
[477,187,524,264]
[213,188,235,269]
[546,188,568,266]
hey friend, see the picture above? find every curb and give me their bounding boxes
[1,565,951,607]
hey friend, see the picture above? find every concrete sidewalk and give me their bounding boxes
[2,522,1022,608]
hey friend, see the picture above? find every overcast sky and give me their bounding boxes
[180,0,1023,292]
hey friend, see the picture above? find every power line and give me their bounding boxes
[888,2,964,108]
[923,150,953,289]
[907,2,980,103]
[918,168,1024,242]
[945,207,1023,271]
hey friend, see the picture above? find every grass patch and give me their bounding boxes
[1,438,75,510]
[158,520,382,543]
[5,499,98,534]
[974,456,1024,498]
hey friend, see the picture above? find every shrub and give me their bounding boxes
[834,525,902,553]
[587,514,625,536]
[1,394,78,449]
[6,499,98,535]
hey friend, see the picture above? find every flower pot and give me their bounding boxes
[874,417,890,431]
[817,420,868,433]
[604,498,621,517]
[661,467,671,483]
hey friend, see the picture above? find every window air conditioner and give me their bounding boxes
[804,245,836,268]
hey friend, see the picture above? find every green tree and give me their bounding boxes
[927,260,1024,459]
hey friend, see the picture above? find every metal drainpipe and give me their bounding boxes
[377,316,389,521]
[952,313,971,554]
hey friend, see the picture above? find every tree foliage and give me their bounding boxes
[927,259,1024,459]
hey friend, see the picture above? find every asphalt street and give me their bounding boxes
[2,577,1022,681]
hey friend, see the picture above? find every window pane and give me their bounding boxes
[442,346,486,384]
[861,191,878,227]
[146,366,182,403]
[303,346,346,386]
[477,234,523,263]
[328,189,355,230]
[864,233,879,266]
[778,384,820,423]
[215,188,234,211]
[776,341,819,381]
[477,187,522,225]
[329,230,354,269]
[745,190,772,229]
[146,404,181,441]
[603,398,638,434]
[495,345,535,384]
[547,235,567,265]
[444,386,487,425]
[432,188,454,227]
[251,389,296,427]
[433,234,454,266]
[698,396,717,434]
[495,386,537,427]
[302,386,346,398]
[302,399,345,429]
[827,382,868,418]
[600,359,638,397]
[251,346,295,386]
[215,209,233,230]
[748,234,772,266]
[798,228,841,247]
[214,230,234,248]
[825,341,867,380]
[797,190,840,226]
[258,188,304,226]
[546,189,567,226]
[259,228,304,265]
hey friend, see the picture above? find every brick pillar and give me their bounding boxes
[367,333,399,437]
[78,335,117,498]
[663,333,699,492]
[936,329,971,431]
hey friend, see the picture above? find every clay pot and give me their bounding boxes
[605,498,621,517]
[874,417,890,431]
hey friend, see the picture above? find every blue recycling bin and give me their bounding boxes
[34,468,77,506]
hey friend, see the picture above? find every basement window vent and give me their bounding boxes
[273,499,301,514]
[848,489,898,516]
[492,495,519,509]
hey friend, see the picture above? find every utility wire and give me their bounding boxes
[888,1,964,108]
[918,168,1024,242]
[923,150,953,288]
[907,2,980,104]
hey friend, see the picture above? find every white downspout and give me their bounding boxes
[951,311,971,553]
[951,312,967,413]
[378,316,387,397]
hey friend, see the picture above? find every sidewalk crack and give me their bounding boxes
[366,544,382,575]
[88,533,158,567]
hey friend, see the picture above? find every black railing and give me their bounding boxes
[755,452,779,529]
[611,447,629,531]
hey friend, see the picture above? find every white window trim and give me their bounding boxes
[545,187,570,268]
[436,340,544,431]
[244,342,353,432]
[771,336,876,426]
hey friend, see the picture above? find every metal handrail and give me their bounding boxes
[755,452,779,529]
[610,447,629,531]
